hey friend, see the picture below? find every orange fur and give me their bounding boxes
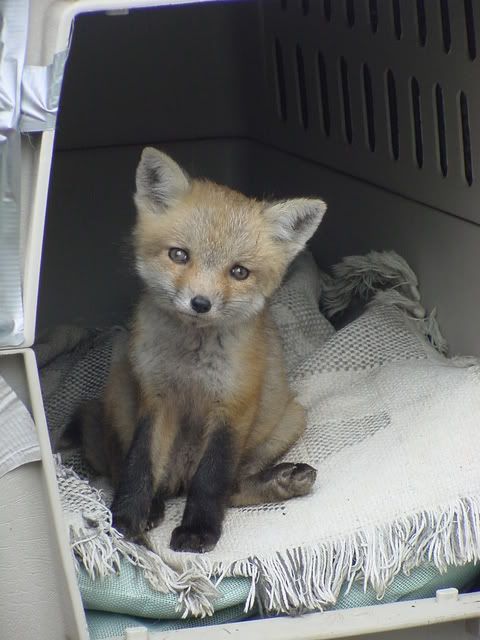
[76,148,326,547]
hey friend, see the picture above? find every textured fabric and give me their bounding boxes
[37,251,480,617]
[83,560,478,640]
[36,326,122,450]
[336,560,478,608]
[0,374,40,477]
[78,560,251,619]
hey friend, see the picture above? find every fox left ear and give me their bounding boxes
[264,198,327,258]
[134,147,190,214]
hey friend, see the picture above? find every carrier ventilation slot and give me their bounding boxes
[440,0,451,53]
[435,84,447,177]
[280,0,287,10]
[362,64,375,151]
[460,92,473,185]
[317,51,330,136]
[339,58,352,144]
[296,45,309,129]
[301,0,309,16]
[264,0,480,223]
[416,0,427,46]
[392,0,402,40]
[464,0,477,60]
[274,39,287,121]
[345,0,355,28]
[386,70,399,160]
[324,0,331,22]
[369,0,378,33]
[411,77,423,168]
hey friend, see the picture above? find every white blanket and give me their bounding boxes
[38,252,480,616]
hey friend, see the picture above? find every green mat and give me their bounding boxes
[82,560,479,639]
[79,562,251,619]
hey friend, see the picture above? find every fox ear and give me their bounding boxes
[264,198,327,258]
[134,147,190,213]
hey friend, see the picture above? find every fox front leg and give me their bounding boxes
[170,426,234,553]
[111,415,165,538]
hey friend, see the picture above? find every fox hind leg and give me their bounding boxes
[230,462,316,507]
[230,399,316,507]
[59,399,109,475]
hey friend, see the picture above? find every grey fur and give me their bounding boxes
[132,293,239,398]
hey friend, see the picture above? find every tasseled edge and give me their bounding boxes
[56,459,220,617]
[58,451,480,619]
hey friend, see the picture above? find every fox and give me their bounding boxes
[71,148,327,553]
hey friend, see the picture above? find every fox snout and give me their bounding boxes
[190,296,212,314]
[172,282,221,320]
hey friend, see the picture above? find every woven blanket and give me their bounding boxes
[37,251,480,617]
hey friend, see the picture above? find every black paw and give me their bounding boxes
[144,515,163,532]
[170,525,220,553]
[111,500,150,539]
[145,496,165,531]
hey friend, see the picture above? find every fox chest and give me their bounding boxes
[135,329,234,397]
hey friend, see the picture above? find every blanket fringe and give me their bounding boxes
[215,497,480,615]
[55,459,220,617]
[56,427,480,617]
[322,251,448,354]
[142,496,480,617]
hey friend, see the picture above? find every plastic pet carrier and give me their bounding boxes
[3,1,480,638]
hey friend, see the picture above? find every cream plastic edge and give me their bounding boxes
[0,348,89,639]
[19,1,220,348]
[21,130,54,347]
[127,590,480,640]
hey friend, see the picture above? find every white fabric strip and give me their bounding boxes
[0,374,40,478]
[0,0,29,345]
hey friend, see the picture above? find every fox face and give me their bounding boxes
[133,148,327,326]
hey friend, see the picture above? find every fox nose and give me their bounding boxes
[190,296,212,314]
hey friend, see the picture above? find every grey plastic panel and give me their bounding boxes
[40,0,480,350]
[38,139,254,330]
[260,0,480,224]
[55,1,262,150]
[245,141,480,357]
[40,139,480,357]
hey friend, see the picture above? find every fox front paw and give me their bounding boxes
[170,525,220,553]
[112,500,150,539]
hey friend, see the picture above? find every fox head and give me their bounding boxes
[133,148,327,326]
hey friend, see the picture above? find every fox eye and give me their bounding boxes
[168,248,189,264]
[230,264,250,280]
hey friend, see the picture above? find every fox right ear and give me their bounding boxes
[264,197,327,260]
[134,148,190,213]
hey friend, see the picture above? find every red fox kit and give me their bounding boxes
[74,148,327,553]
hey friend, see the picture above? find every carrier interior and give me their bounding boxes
[28,2,480,637]
[38,0,480,357]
